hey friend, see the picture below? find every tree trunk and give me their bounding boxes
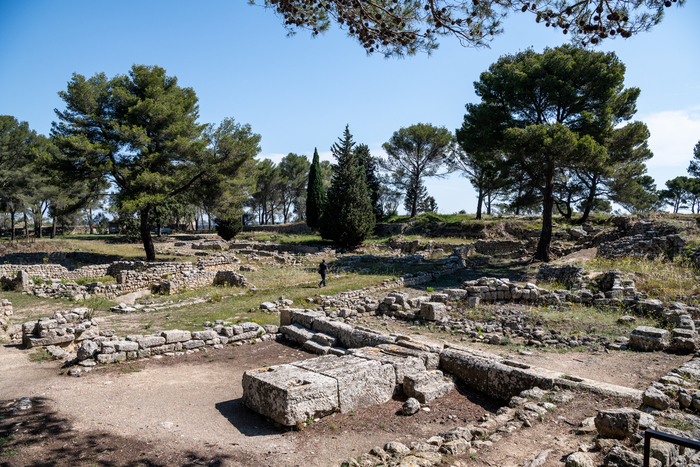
[140,207,156,261]
[475,188,484,220]
[61,216,65,237]
[535,177,554,262]
[580,179,597,223]
[89,207,94,234]
[23,211,28,239]
[10,210,15,241]
[51,215,57,239]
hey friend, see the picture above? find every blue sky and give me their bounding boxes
[1,0,699,215]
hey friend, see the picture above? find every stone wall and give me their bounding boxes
[595,220,686,260]
[374,223,408,237]
[536,265,585,287]
[195,255,241,271]
[242,222,315,234]
[0,252,121,267]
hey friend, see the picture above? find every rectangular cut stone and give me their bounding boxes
[192,330,218,340]
[312,318,354,340]
[150,344,175,355]
[24,333,75,348]
[137,336,166,349]
[629,326,670,351]
[344,328,396,348]
[377,343,440,370]
[242,364,339,426]
[240,322,262,333]
[418,302,447,321]
[161,330,192,343]
[302,340,330,355]
[114,340,139,352]
[440,346,552,400]
[281,324,315,344]
[312,332,337,347]
[348,347,425,384]
[290,310,325,329]
[181,340,205,349]
[229,330,261,342]
[403,370,454,403]
[445,289,468,300]
[293,355,395,413]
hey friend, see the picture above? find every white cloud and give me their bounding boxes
[643,108,700,169]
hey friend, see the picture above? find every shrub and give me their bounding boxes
[215,216,243,241]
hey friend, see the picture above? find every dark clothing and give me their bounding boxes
[318,261,328,287]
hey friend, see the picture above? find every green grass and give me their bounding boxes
[28,348,53,362]
[581,256,698,299]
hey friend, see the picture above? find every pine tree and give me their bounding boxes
[355,144,382,220]
[306,148,326,229]
[319,126,376,248]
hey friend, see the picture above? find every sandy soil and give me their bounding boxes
[0,331,687,467]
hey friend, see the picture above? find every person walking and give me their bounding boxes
[318,259,328,288]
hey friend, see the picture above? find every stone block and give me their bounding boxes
[181,340,205,349]
[240,322,263,333]
[161,330,191,343]
[629,326,669,351]
[418,302,446,321]
[403,370,455,403]
[311,318,354,341]
[348,347,425,384]
[302,340,330,355]
[290,310,325,329]
[444,288,468,300]
[642,387,671,410]
[311,332,337,347]
[594,408,640,439]
[294,355,395,413]
[377,343,440,370]
[281,324,315,344]
[192,330,218,340]
[114,340,139,352]
[24,333,75,349]
[137,336,166,349]
[229,330,259,342]
[242,364,339,426]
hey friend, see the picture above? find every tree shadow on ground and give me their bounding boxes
[0,397,255,467]
[214,398,282,437]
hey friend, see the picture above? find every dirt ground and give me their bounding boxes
[0,330,690,467]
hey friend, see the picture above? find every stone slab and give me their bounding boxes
[348,347,425,384]
[280,324,315,344]
[242,364,339,426]
[293,356,395,413]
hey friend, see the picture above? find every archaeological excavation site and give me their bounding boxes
[2,214,700,467]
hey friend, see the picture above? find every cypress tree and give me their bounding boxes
[319,126,375,248]
[355,143,382,220]
[306,148,326,229]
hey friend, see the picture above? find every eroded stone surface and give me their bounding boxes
[242,364,339,426]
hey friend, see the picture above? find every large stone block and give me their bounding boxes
[594,408,640,439]
[290,310,325,329]
[311,318,354,341]
[439,346,551,400]
[137,335,166,349]
[294,355,395,413]
[161,330,192,343]
[24,333,75,349]
[192,330,218,340]
[348,347,425,384]
[403,370,454,403]
[418,302,447,321]
[377,343,440,370]
[242,364,339,426]
[280,324,315,344]
[229,330,260,342]
[629,326,669,351]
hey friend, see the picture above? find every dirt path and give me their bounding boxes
[0,329,688,467]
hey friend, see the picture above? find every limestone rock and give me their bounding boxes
[643,386,671,411]
[77,340,99,360]
[629,326,669,351]
[418,302,446,321]
[403,397,420,415]
[403,370,454,403]
[566,452,594,467]
[439,439,470,455]
[604,446,660,467]
[242,364,339,426]
[595,408,640,439]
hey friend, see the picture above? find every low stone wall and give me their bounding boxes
[242,223,315,235]
[157,270,217,295]
[536,264,585,287]
[195,255,241,271]
[0,252,121,267]
[0,264,110,282]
